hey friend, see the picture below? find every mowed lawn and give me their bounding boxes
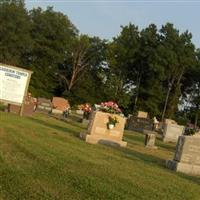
[0,112,200,200]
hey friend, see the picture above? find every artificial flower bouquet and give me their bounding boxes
[107,116,119,129]
[99,101,122,114]
[98,101,122,129]
[81,103,92,119]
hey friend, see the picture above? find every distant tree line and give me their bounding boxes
[0,0,200,126]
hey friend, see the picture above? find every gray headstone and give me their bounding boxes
[166,135,200,175]
[144,130,157,149]
[163,123,185,143]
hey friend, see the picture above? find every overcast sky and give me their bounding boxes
[25,0,200,48]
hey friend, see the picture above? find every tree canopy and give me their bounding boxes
[0,0,199,126]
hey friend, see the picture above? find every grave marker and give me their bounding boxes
[80,111,127,147]
[144,130,157,149]
[37,98,52,112]
[166,135,200,175]
[163,123,185,143]
[126,116,153,133]
[52,97,70,114]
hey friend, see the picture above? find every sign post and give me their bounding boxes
[0,63,33,116]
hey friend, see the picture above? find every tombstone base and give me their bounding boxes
[162,137,177,143]
[145,145,158,149]
[52,109,63,115]
[144,131,157,149]
[80,132,127,147]
[81,119,90,125]
[166,160,200,175]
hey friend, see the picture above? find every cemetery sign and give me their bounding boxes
[0,63,32,105]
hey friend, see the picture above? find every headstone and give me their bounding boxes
[81,118,90,126]
[163,123,185,143]
[52,97,70,115]
[51,109,63,115]
[37,98,52,112]
[144,130,157,149]
[76,110,84,115]
[137,111,148,118]
[8,94,36,116]
[165,118,177,125]
[126,116,153,133]
[166,135,200,175]
[81,111,92,125]
[80,111,127,147]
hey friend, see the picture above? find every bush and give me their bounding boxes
[0,103,7,111]
[184,128,196,136]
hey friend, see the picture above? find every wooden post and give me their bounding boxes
[19,72,32,117]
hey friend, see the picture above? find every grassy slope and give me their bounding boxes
[0,112,200,200]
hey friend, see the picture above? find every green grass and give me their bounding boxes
[0,112,200,200]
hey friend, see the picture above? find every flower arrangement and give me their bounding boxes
[81,103,92,119]
[107,116,119,129]
[99,101,122,114]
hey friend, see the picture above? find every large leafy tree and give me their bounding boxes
[0,1,199,121]
[106,24,140,111]
[59,35,91,92]
[182,49,200,128]
[135,24,164,117]
[158,23,196,121]
[0,0,32,66]
[29,6,78,97]
[70,36,107,105]
[59,36,107,105]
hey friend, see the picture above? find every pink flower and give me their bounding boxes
[99,101,122,114]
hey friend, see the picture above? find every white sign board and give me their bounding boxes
[0,64,32,105]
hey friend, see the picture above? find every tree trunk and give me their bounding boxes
[194,109,199,130]
[166,67,185,118]
[161,83,172,124]
[133,72,141,112]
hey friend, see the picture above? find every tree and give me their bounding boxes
[59,36,107,105]
[59,35,91,92]
[29,6,78,97]
[0,0,32,66]
[106,24,140,111]
[182,49,200,128]
[135,24,164,117]
[158,23,196,122]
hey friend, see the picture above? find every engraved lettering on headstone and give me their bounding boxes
[95,127,106,135]
[110,130,120,136]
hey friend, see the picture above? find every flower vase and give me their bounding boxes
[108,124,114,130]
